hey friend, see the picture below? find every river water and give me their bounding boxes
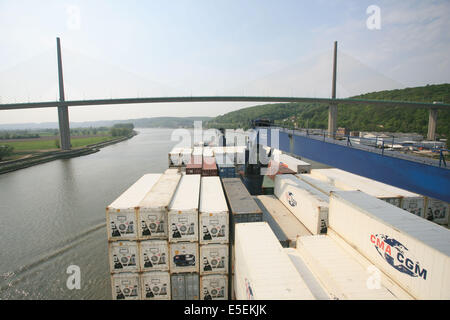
[0,128,182,300]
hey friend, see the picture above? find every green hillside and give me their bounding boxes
[206,84,450,138]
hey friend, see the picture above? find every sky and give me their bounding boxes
[0,0,449,124]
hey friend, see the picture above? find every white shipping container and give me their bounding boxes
[203,147,214,157]
[234,222,316,300]
[199,212,229,244]
[254,195,311,248]
[192,147,203,157]
[164,168,180,175]
[279,153,311,173]
[111,273,141,300]
[169,147,184,167]
[109,241,139,273]
[200,275,228,300]
[296,174,341,196]
[296,235,398,300]
[310,168,426,215]
[199,177,229,244]
[139,240,169,272]
[200,244,229,275]
[169,242,199,273]
[425,197,449,225]
[168,175,201,242]
[106,174,162,241]
[138,174,181,240]
[140,271,171,300]
[329,191,450,300]
[274,174,329,235]
[284,248,331,300]
[180,148,193,166]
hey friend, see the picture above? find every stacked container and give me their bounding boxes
[199,176,230,300]
[168,174,201,300]
[278,153,311,173]
[221,178,262,299]
[310,168,426,217]
[168,147,183,167]
[274,174,329,235]
[234,222,316,300]
[137,173,182,300]
[106,173,162,300]
[202,157,218,176]
[329,191,450,300]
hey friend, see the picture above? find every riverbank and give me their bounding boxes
[0,133,136,174]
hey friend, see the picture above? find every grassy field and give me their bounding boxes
[1,136,116,151]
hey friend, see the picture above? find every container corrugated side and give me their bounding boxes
[200,274,228,300]
[254,195,311,247]
[106,174,162,241]
[329,190,450,300]
[140,271,171,300]
[274,174,329,235]
[200,244,228,275]
[279,153,311,173]
[234,222,315,300]
[139,240,169,272]
[137,174,181,240]
[296,235,399,300]
[111,273,141,300]
[171,273,199,300]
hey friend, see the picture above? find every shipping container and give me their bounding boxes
[164,168,180,175]
[203,147,214,158]
[138,174,181,240]
[221,178,262,243]
[234,222,316,300]
[200,244,228,275]
[218,164,236,178]
[278,153,311,173]
[106,174,162,241]
[202,157,218,176]
[425,197,449,226]
[235,164,245,175]
[296,173,341,196]
[200,274,228,300]
[296,235,399,300]
[262,160,297,177]
[310,168,425,216]
[168,147,184,167]
[111,273,141,300]
[171,273,200,300]
[139,240,169,272]
[169,242,199,273]
[261,175,274,195]
[274,174,329,235]
[254,195,311,248]
[140,271,171,300]
[199,177,229,245]
[180,148,193,166]
[284,248,331,300]
[186,156,202,175]
[168,175,201,243]
[329,191,450,300]
[109,241,140,273]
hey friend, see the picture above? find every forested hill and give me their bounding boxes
[206,84,450,138]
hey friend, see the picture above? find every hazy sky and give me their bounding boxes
[0,0,449,124]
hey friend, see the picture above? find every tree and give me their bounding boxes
[0,145,14,161]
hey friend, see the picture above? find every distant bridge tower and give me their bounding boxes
[56,37,71,150]
[328,41,338,138]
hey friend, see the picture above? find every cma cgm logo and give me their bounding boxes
[285,192,297,207]
[370,234,427,280]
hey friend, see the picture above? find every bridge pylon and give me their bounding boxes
[56,37,71,150]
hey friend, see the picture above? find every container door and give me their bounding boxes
[170,274,185,300]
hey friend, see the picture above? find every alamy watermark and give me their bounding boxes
[66,5,81,30]
[66,265,81,290]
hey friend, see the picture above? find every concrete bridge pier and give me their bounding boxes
[56,37,71,150]
[427,108,438,141]
[328,41,338,138]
